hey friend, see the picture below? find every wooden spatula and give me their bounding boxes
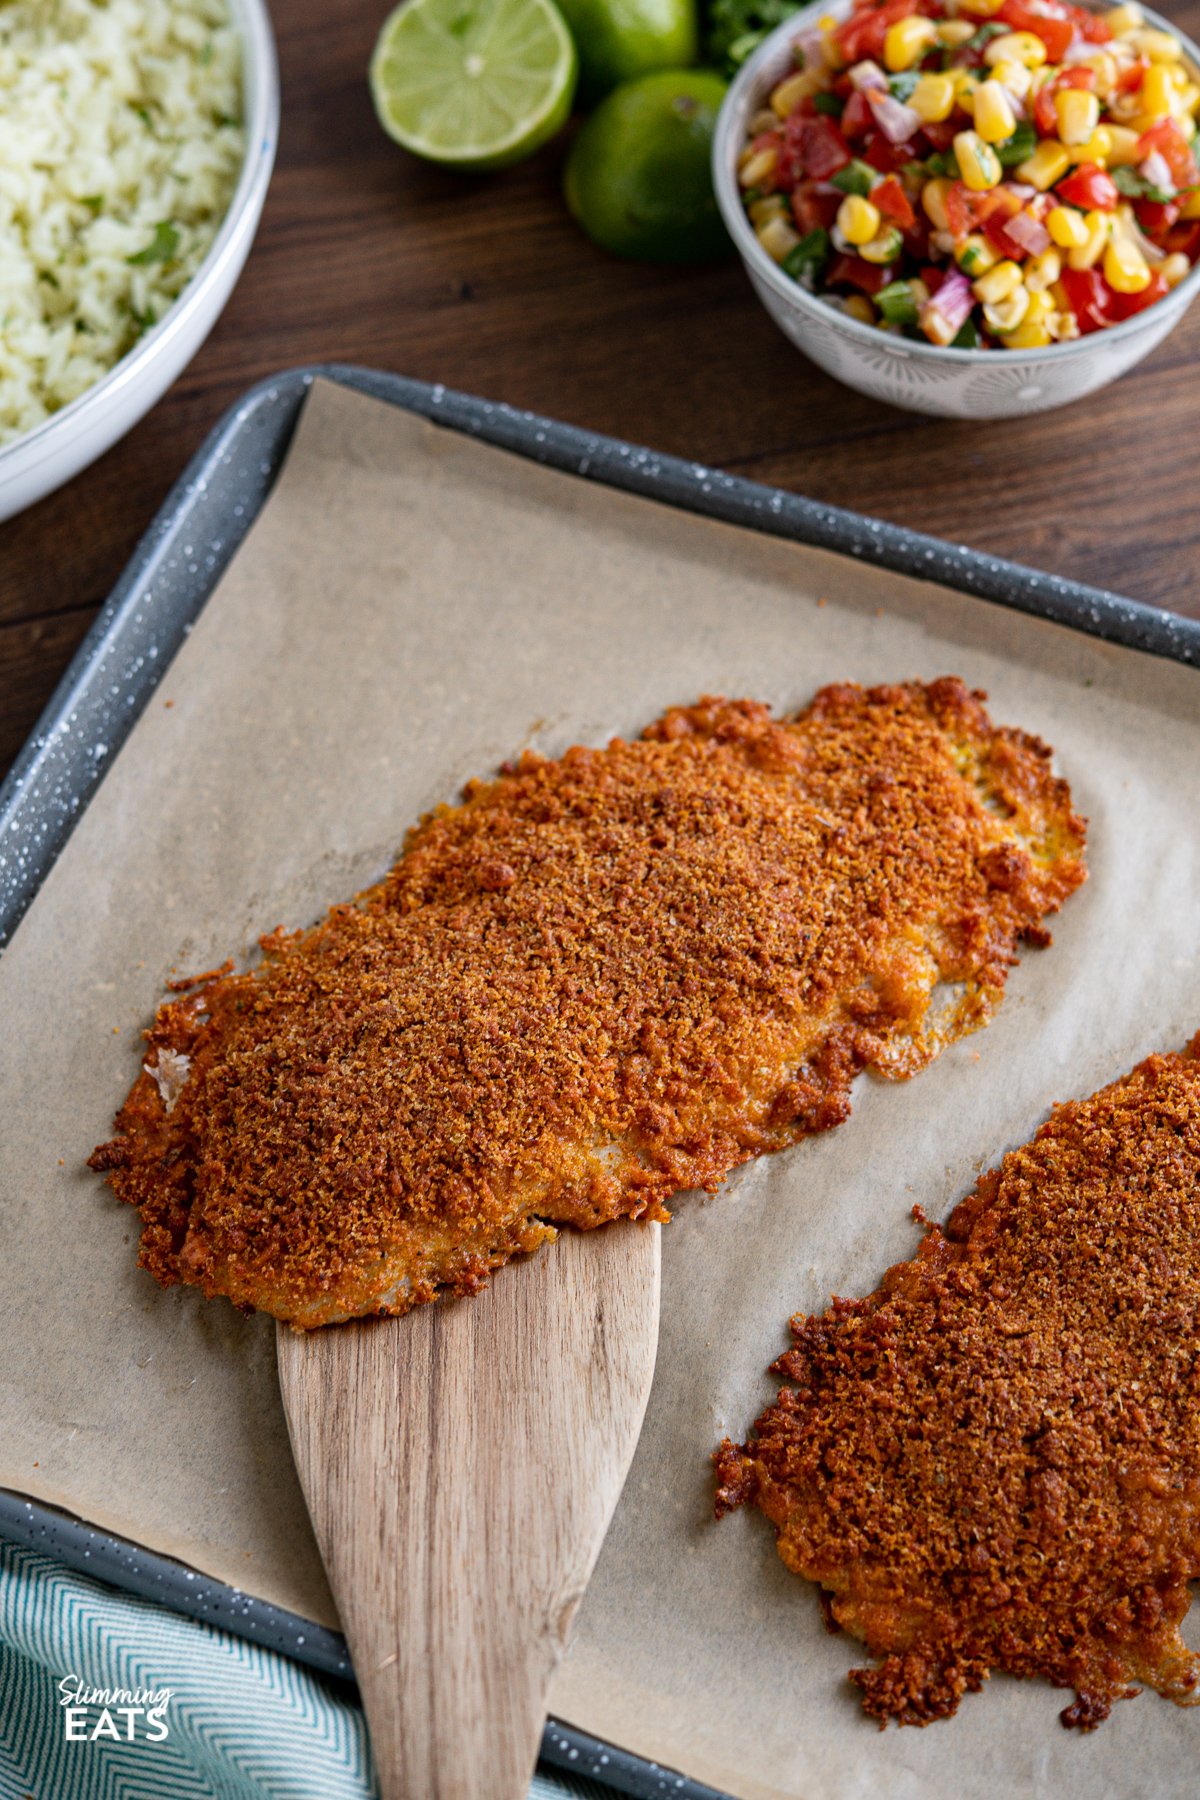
[278,1221,661,1800]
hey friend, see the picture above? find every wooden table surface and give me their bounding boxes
[4,0,1199,779]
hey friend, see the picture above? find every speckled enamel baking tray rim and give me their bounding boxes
[2,365,1198,1800]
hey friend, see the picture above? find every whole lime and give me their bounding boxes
[555,0,697,98]
[564,69,731,264]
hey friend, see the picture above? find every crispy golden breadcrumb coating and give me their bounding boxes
[716,1039,1200,1733]
[90,679,1085,1328]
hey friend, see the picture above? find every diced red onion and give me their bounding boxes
[867,88,922,143]
[1006,209,1051,255]
[1002,90,1027,119]
[1062,39,1096,62]
[1139,150,1175,191]
[1007,183,1036,201]
[848,58,888,91]
[793,26,825,68]
[923,269,974,339]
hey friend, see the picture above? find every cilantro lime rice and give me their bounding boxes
[0,0,245,448]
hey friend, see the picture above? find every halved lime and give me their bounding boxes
[370,0,578,171]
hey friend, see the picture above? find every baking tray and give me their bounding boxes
[2,364,1198,1800]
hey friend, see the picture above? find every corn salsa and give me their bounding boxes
[738,0,1200,346]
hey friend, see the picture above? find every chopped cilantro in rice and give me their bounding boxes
[0,0,245,447]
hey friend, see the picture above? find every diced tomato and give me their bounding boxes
[920,113,967,153]
[920,262,946,295]
[841,89,875,139]
[1135,196,1181,237]
[904,213,932,260]
[1106,270,1170,320]
[873,174,917,230]
[1136,119,1199,191]
[945,180,1019,242]
[826,251,896,294]
[862,129,918,172]
[997,0,1074,62]
[1070,2,1113,42]
[1114,57,1147,93]
[836,0,918,66]
[798,115,853,179]
[1056,164,1119,211]
[1162,219,1200,261]
[791,184,842,234]
[1059,267,1114,333]
[1033,83,1058,137]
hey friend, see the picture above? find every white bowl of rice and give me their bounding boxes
[0,0,278,522]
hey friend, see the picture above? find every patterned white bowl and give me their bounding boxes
[712,0,1200,417]
[0,0,279,523]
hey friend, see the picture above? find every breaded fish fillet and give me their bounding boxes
[91,679,1085,1328]
[715,1039,1200,1732]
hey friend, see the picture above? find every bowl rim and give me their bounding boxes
[0,0,280,475]
[713,0,1200,365]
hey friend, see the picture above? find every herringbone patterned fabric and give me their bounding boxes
[0,1544,614,1800]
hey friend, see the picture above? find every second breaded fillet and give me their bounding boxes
[90,678,1086,1327]
[715,1040,1200,1732]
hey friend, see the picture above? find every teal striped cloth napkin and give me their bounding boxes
[0,1542,615,1800]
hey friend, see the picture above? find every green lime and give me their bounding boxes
[554,0,697,99]
[370,0,578,171]
[563,69,731,263]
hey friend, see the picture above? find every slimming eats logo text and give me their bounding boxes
[58,1674,172,1742]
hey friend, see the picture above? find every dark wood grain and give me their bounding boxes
[4,0,1199,777]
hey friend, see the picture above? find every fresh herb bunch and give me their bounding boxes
[706,0,799,75]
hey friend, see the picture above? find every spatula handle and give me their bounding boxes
[278,1223,660,1800]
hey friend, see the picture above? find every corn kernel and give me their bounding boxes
[1024,247,1063,291]
[956,233,999,274]
[958,0,1005,16]
[1016,139,1072,189]
[937,18,977,46]
[883,14,938,70]
[1141,62,1175,119]
[1048,205,1090,247]
[955,129,1002,190]
[1067,209,1113,269]
[1128,26,1182,61]
[1175,81,1200,116]
[1161,252,1191,284]
[1056,88,1101,145]
[757,214,800,262]
[973,259,1024,303]
[1066,126,1113,165]
[837,194,882,246]
[1180,112,1197,141]
[859,225,903,263]
[748,194,786,226]
[974,79,1018,142]
[1104,123,1143,165]
[739,145,778,187]
[1104,236,1152,291]
[983,286,1031,331]
[951,69,979,112]
[909,71,957,122]
[1103,3,1143,34]
[983,30,1047,68]
[1080,51,1118,98]
[770,69,821,117]
[991,58,1032,99]
[922,176,954,230]
[1182,188,1200,219]
[999,318,1053,347]
[1049,307,1081,339]
[843,294,876,323]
